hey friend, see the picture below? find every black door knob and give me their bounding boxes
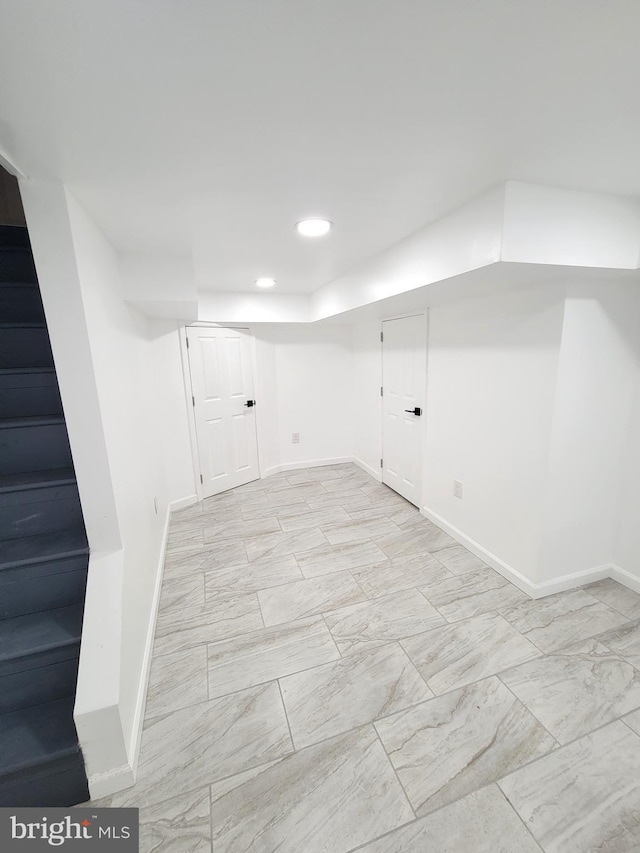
[404,407,422,416]
[244,400,255,408]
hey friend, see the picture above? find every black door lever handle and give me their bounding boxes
[244,400,255,408]
[404,407,422,416]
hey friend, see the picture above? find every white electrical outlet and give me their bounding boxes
[292,433,300,444]
[454,480,463,499]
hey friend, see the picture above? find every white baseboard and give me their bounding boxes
[421,505,616,599]
[610,563,640,595]
[88,764,135,801]
[169,493,198,512]
[262,457,353,477]
[353,457,382,483]
[127,505,171,780]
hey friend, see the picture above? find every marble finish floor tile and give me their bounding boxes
[139,787,211,853]
[499,588,629,653]
[204,554,302,595]
[402,612,541,694]
[165,527,204,554]
[320,515,402,545]
[266,483,329,506]
[285,467,343,484]
[597,619,640,669]
[584,577,640,619]
[163,542,248,578]
[499,721,640,852]
[145,645,208,720]
[280,642,433,748]
[154,597,263,655]
[352,553,453,599]
[159,574,204,612]
[623,708,640,735]
[375,676,555,816]
[358,785,541,853]
[207,615,340,699]
[376,523,458,558]
[258,570,366,626]
[209,726,414,853]
[324,589,446,654]
[295,539,387,577]
[244,527,328,562]
[419,566,528,622]
[432,543,490,575]
[111,683,292,808]
[305,489,374,510]
[240,500,307,521]
[500,638,640,744]
[202,515,281,544]
[277,506,350,531]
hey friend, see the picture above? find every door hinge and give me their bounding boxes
[186,337,190,349]
[192,395,195,407]
[380,331,383,343]
[380,386,383,397]
[200,474,203,484]
[380,458,383,468]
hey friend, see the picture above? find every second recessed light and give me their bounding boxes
[296,218,333,237]
[255,277,276,288]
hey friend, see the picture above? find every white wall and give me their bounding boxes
[352,321,382,479]
[538,283,640,584]
[423,285,565,582]
[254,325,354,474]
[20,181,195,796]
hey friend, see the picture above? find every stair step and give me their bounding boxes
[0,226,30,249]
[0,527,88,573]
[0,249,37,284]
[0,658,81,716]
[0,282,45,325]
[0,416,72,475]
[0,605,83,677]
[0,553,88,620]
[0,369,62,419]
[0,698,80,777]
[0,326,53,369]
[0,468,76,494]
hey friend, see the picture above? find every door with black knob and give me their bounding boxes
[381,315,426,506]
[186,326,260,498]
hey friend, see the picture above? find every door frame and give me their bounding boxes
[179,323,263,503]
[380,309,429,509]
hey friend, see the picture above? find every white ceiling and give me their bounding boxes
[2,0,640,294]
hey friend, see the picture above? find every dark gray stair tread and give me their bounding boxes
[0,415,65,429]
[0,322,46,328]
[0,697,80,776]
[0,468,75,494]
[0,528,88,570]
[0,605,83,665]
[0,227,29,249]
[0,367,54,376]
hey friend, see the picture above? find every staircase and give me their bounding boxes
[0,225,90,806]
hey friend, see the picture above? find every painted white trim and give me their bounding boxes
[610,564,640,596]
[353,456,383,483]
[179,325,204,502]
[169,494,198,512]
[421,505,612,598]
[127,505,171,779]
[87,764,135,801]
[262,457,353,477]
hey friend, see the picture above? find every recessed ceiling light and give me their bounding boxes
[255,277,276,288]
[296,218,333,237]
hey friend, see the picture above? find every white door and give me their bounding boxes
[186,326,260,498]
[382,315,426,507]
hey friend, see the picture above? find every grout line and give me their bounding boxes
[492,785,545,852]
[276,678,297,752]
[371,722,417,819]
[495,673,560,746]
